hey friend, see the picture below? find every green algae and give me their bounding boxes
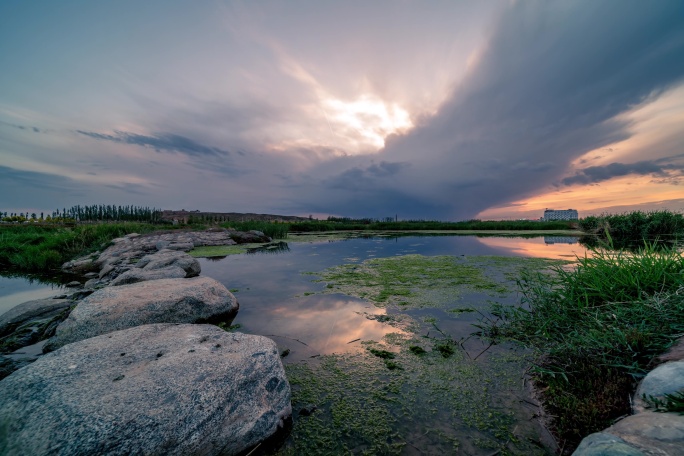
[188,243,266,257]
[273,254,562,454]
[277,335,550,455]
[310,254,564,311]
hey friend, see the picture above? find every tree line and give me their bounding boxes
[1,205,162,223]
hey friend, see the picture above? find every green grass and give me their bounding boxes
[579,210,684,248]
[0,223,176,272]
[483,245,684,452]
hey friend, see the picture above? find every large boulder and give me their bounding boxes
[0,324,292,456]
[44,277,238,351]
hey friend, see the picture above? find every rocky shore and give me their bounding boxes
[0,228,291,455]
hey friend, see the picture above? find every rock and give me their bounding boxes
[44,277,238,351]
[0,356,32,381]
[633,361,684,413]
[603,411,684,456]
[98,263,116,279]
[156,240,171,250]
[0,299,73,353]
[65,281,81,288]
[0,298,71,338]
[83,272,98,279]
[229,230,272,244]
[109,266,187,286]
[0,324,291,456]
[572,432,645,455]
[134,249,201,277]
[166,242,194,251]
[61,254,98,274]
[656,337,684,364]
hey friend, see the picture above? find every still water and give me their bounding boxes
[0,234,586,334]
[198,234,588,359]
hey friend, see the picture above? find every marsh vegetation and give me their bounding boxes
[483,245,684,451]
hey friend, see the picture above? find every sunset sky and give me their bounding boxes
[1,1,683,220]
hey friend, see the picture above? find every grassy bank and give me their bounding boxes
[0,223,171,272]
[579,210,684,249]
[484,246,684,452]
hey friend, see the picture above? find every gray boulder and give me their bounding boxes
[633,361,684,413]
[109,266,187,286]
[44,277,238,351]
[134,249,201,277]
[572,432,645,455]
[0,324,292,456]
[604,411,684,455]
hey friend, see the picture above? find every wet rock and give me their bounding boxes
[44,277,238,351]
[83,272,98,279]
[572,432,645,455]
[0,298,71,338]
[0,299,73,353]
[0,324,291,456]
[65,281,81,287]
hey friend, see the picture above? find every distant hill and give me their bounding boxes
[161,210,310,223]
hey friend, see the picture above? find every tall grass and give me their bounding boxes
[0,223,168,272]
[485,245,684,452]
[579,210,684,248]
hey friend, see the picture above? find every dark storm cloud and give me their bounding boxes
[77,130,230,157]
[303,0,684,219]
[562,159,683,186]
[0,166,86,208]
[326,161,410,190]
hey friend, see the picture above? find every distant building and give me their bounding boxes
[543,209,578,221]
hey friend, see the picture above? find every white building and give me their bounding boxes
[543,209,578,221]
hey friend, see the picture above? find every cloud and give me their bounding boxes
[294,0,684,219]
[0,120,42,133]
[77,130,230,157]
[562,159,683,185]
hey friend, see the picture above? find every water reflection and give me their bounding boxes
[475,236,587,259]
[0,275,64,315]
[245,241,290,255]
[255,294,404,359]
[543,236,579,244]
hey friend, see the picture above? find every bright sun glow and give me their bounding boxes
[323,94,413,151]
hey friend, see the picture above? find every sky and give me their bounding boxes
[1,0,684,221]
